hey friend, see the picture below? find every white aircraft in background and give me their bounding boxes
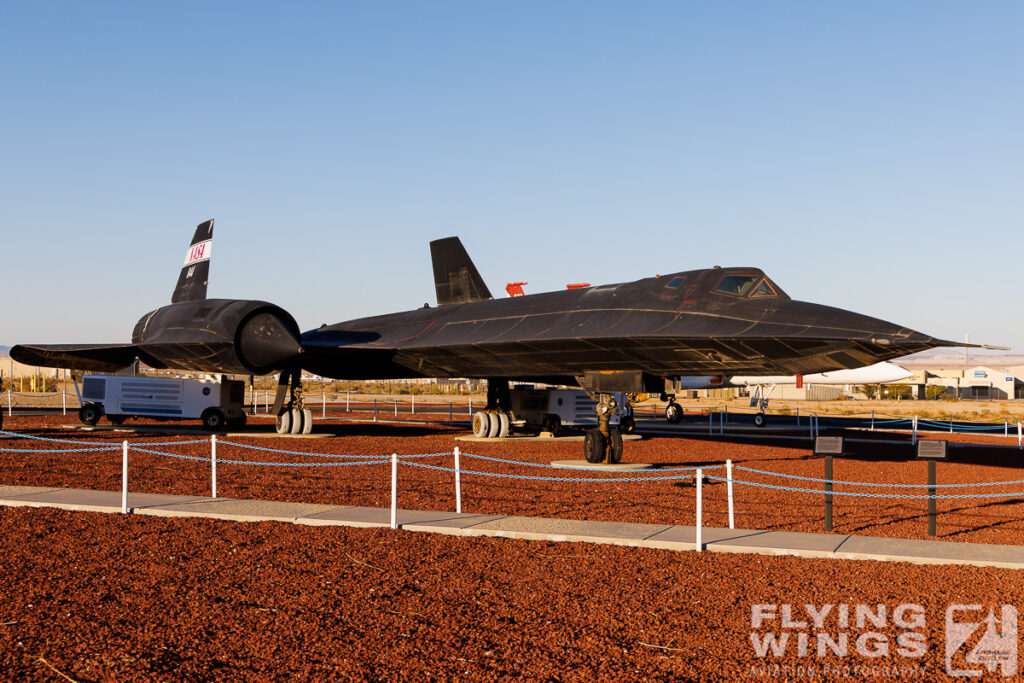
[665,361,913,426]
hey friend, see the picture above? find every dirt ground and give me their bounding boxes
[2,415,1024,680]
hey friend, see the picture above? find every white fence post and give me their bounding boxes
[1018,421,1022,449]
[373,399,377,422]
[695,468,703,552]
[708,410,713,435]
[871,410,875,431]
[121,440,129,514]
[347,392,350,412]
[454,447,462,514]
[6,390,11,417]
[449,401,454,425]
[719,410,724,435]
[211,434,218,498]
[726,459,734,530]
[411,394,415,415]
[390,453,398,529]
[1005,418,1008,438]
[394,398,398,418]
[265,391,269,414]
[62,390,67,416]
[322,392,326,418]
[912,416,918,446]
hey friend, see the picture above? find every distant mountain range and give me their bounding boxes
[0,346,9,355]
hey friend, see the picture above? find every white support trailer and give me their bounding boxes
[509,389,631,435]
[78,374,246,430]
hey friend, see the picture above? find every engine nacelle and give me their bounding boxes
[132,299,301,375]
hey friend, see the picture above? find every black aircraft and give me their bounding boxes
[13,220,969,462]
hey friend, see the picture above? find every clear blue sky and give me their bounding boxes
[2,2,1022,353]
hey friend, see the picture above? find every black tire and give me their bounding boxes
[619,416,635,434]
[202,408,226,431]
[79,403,102,426]
[583,429,606,464]
[541,415,560,435]
[665,402,683,424]
[275,410,292,435]
[608,429,624,463]
[753,412,766,428]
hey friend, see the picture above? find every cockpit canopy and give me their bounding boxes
[661,268,789,300]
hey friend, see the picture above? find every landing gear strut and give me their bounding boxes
[584,393,623,464]
[470,378,512,438]
[271,369,312,435]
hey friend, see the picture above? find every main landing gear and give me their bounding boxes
[583,393,624,464]
[471,378,513,438]
[271,369,312,435]
[750,384,776,429]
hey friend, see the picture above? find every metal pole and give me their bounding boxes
[394,397,398,418]
[949,413,953,434]
[62,390,66,416]
[469,399,473,416]
[390,453,398,530]
[373,399,377,422]
[449,401,454,426]
[347,391,350,412]
[7,390,10,417]
[708,409,713,435]
[927,460,937,536]
[322,392,326,419]
[824,455,833,532]
[796,408,799,426]
[1005,418,1008,438]
[454,447,462,514]
[211,434,218,498]
[871,410,875,431]
[912,416,918,446]
[695,468,703,552]
[1018,421,1022,449]
[719,410,724,435]
[121,441,129,514]
[411,394,415,415]
[726,459,734,529]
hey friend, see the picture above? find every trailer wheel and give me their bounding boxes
[541,415,560,436]
[202,408,226,431]
[79,403,102,426]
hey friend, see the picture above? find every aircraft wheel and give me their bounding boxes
[753,412,766,428]
[79,403,102,426]
[583,429,606,464]
[472,411,491,438]
[541,415,560,436]
[485,411,501,438]
[608,429,624,464]
[301,408,313,434]
[496,412,510,438]
[202,408,226,431]
[619,416,635,434]
[276,410,293,434]
[665,402,683,424]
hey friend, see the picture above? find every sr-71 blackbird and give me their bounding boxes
[13,220,975,463]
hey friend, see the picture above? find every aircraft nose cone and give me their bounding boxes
[238,312,302,372]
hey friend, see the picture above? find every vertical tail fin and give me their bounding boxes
[430,236,492,306]
[171,219,214,303]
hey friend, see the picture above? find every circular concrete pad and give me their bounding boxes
[550,460,655,471]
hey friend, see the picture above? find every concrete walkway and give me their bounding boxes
[2,484,1024,570]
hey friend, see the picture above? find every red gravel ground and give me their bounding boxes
[2,415,1024,680]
